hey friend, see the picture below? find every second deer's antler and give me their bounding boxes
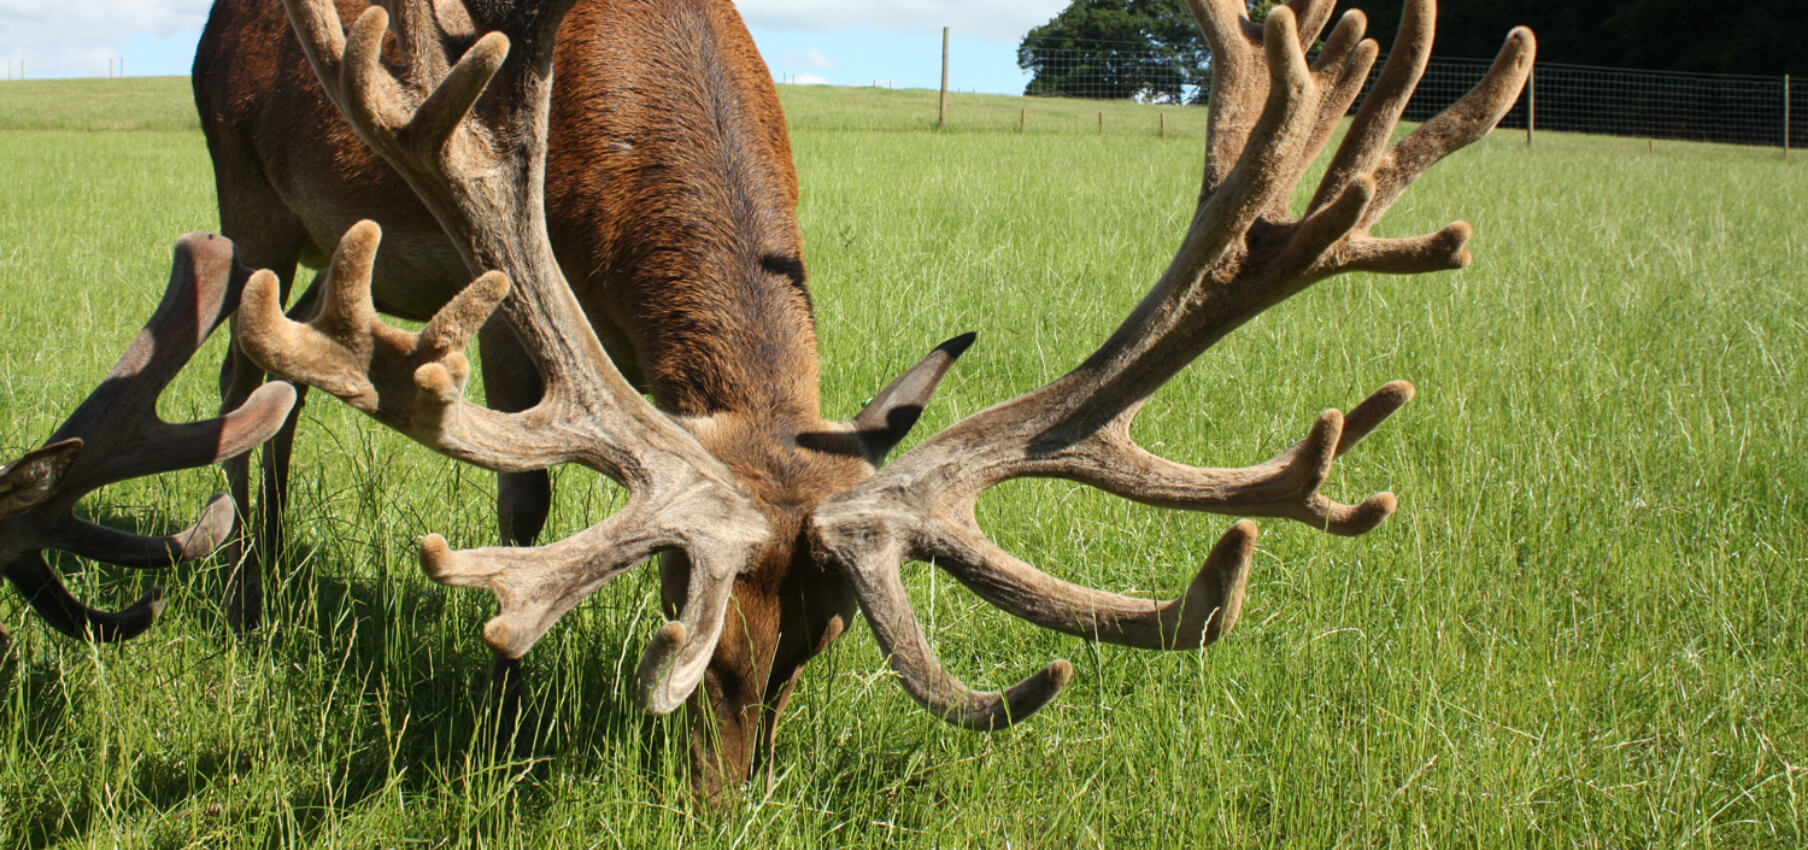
[0,233,296,641]
[810,0,1535,728]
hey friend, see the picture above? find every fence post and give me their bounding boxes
[1160,112,1166,137]
[1097,111,1103,134]
[1525,64,1536,148]
[937,27,949,129]
[1019,107,1025,133]
[1785,74,1792,159]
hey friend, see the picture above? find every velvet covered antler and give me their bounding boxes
[0,233,296,641]
[809,0,1535,728]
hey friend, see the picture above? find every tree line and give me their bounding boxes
[1019,0,1807,103]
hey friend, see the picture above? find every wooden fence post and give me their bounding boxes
[1526,64,1536,148]
[937,27,949,129]
[1785,74,1792,160]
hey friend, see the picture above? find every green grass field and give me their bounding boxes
[0,75,1804,848]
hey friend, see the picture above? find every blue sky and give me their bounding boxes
[0,1,1067,95]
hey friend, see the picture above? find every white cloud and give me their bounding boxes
[790,73,831,85]
[1,0,210,76]
[738,0,1069,43]
[0,0,1072,79]
[780,49,839,71]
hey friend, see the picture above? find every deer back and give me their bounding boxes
[194,0,820,420]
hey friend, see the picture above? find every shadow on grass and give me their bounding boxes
[1,505,688,844]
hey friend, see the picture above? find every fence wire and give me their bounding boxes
[1017,40,1207,104]
[1018,38,1804,150]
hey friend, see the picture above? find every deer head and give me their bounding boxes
[0,234,295,644]
[237,0,1532,788]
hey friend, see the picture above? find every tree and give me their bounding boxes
[1017,0,1210,103]
[1328,0,1807,76]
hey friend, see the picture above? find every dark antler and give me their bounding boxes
[0,233,297,641]
[810,0,1535,727]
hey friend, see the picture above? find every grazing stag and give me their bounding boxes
[0,235,294,645]
[224,0,1532,791]
[197,0,974,783]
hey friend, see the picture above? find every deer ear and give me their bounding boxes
[0,438,82,516]
[853,333,977,464]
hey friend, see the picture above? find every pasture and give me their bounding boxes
[1,76,1804,847]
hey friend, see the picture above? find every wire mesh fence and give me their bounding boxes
[1016,39,1209,104]
[1014,37,1804,151]
[1529,63,1800,148]
[1388,57,1803,148]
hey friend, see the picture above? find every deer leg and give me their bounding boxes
[475,319,549,755]
[478,319,550,547]
[481,654,529,758]
[211,149,312,631]
[473,323,546,750]
[222,273,318,631]
[218,341,261,629]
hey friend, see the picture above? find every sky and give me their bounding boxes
[0,0,1070,95]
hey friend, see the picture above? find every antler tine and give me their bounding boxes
[1359,28,1537,228]
[831,518,1251,727]
[416,477,766,712]
[45,495,240,569]
[1065,381,1414,536]
[0,233,297,639]
[254,0,770,711]
[814,1,1533,726]
[1270,11,1380,222]
[22,234,297,543]
[919,519,1259,651]
[239,221,565,471]
[812,527,1074,730]
[1307,0,1436,217]
[44,234,297,501]
[631,541,758,714]
[1195,0,1353,199]
[1286,0,1339,48]
[2,553,164,642]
